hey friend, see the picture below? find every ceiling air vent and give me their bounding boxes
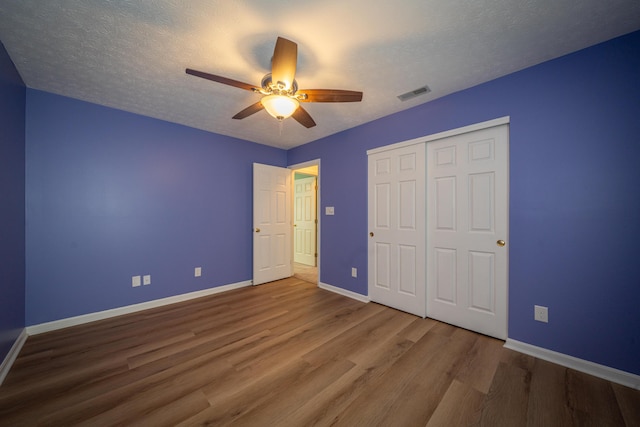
[397,85,431,102]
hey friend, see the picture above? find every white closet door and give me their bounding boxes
[368,143,426,317]
[427,124,508,339]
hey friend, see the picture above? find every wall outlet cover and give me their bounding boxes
[143,275,151,286]
[132,275,141,287]
[195,267,202,277]
[534,305,548,323]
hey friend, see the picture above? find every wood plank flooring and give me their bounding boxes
[1,277,638,426]
[293,262,318,284]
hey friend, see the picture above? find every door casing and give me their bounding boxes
[293,175,317,266]
[289,159,321,283]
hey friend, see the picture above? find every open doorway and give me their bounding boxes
[290,160,319,284]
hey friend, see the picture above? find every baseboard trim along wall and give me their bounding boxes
[0,328,28,386]
[505,339,640,390]
[318,282,370,304]
[26,280,253,336]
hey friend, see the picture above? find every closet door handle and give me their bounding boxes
[369,232,374,237]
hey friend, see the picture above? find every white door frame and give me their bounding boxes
[293,175,317,266]
[289,159,321,284]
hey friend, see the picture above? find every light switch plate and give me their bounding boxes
[132,275,141,287]
[143,275,151,286]
[325,206,335,215]
[195,267,202,277]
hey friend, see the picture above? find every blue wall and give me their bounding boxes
[288,31,640,375]
[25,91,286,325]
[0,42,26,361]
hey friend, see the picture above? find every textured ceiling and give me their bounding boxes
[1,1,639,149]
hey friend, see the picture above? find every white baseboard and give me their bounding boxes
[26,280,252,335]
[0,328,28,386]
[318,282,370,303]
[504,339,640,390]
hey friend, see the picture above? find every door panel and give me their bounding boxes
[469,172,494,231]
[253,163,292,285]
[468,250,494,312]
[427,124,508,339]
[375,242,391,290]
[368,143,426,317]
[398,245,416,295]
[435,248,456,304]
[375,183,391,228]
[435,176,456,230]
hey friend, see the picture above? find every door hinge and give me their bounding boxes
[315,253,318,257]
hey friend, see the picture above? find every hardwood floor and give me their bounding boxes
[293,262,318,284]
[1,277,638,426]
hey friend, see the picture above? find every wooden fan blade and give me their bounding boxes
[299,89,363,103]
[232,102,265,120]
[292,105,316,128]
[186,68,258,92]
[271,37,297,90]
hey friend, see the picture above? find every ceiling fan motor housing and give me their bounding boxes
[259,73,302,98]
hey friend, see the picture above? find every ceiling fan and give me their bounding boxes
[186,37,363,128]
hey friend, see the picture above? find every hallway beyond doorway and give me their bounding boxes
[293,262,318,284]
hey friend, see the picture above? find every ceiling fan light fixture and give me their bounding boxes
[186,37,362,129]
[261,94,299,121]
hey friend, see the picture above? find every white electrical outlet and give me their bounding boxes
[143,275,151,286]
[132,275,141,287]
[351,267,357,278]
[534,305,548,323]
[325,206,335,215]
[195,267,202,277]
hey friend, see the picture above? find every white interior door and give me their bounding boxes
[368,143,426,317]
[427,124,508,339]
[253,163,292,285]
[294,176,317,266]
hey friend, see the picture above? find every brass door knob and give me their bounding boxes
[496,239,505,247]
[255,228,261,233]
[369,232,374,237]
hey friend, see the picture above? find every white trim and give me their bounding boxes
[505,339,640,390]
[0,328,28,386]
[319,282,370,303]
[26,280,252,335]
[367,116,510,155]
[288,159,320,173]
